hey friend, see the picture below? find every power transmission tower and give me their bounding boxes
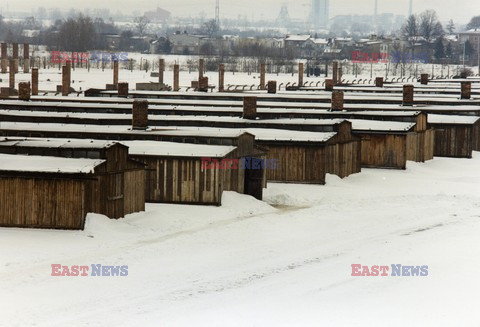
[277,3,290,26]
[215,0,220,28]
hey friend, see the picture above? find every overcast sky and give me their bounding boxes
[1,0,478,24]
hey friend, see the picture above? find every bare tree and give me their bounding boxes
[57,15,96,51]
[466,16,480,30]
[134,16,150,36]
[419,10,444,42]
[200,42,215,55]
[23,17,39,29]
[402,15,419,54]
[446,19,455,34]
[186,59,196,73]
[203,19,219,38]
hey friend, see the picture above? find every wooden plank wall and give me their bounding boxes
[359,134,407,169]
[0,177,86,229]
[223,167,244,194]
[433,125,473,158]
[415,113,428,132]
[236,134,256,157]
[134,157,223,205]
[406,129,435,163]
[264,145,326,184]
[87,170,145,219]
[91,173,124,219]
[123,170,146,214]
[90,145,146,218]
[424,129,435,161]
[473,121,480,151]
[325,141,362,178]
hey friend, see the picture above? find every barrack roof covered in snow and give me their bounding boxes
[123,141,237,158]
[0,122,252,138]
[230,128,337,143]
[0,154,104,174]
[0,138,119,149]
[0,137,239,158]
[349,119,416,132]
[285,35,311,41]
[428,114,480,125]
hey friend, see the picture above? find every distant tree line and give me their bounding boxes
[0,14,155,53]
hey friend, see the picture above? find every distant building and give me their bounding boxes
[334,37,354,48]
[311,0,329,30]
[459,29,480,53]
[21,30,40,41]
[105,35,121,49]
[458,29,480,63]
[284,35,327,58]
[356,35,391,54]
[284,34,311,51]
[144,7,171,23]
[263,38,284,49]
[170,32,205,55]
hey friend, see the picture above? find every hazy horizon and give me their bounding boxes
[0,0,477,25]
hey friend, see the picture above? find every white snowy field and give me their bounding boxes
[1,154,480,326]
[2,51,479,93]
[2,68,308,92]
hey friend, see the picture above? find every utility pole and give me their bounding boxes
[477,33,480,74]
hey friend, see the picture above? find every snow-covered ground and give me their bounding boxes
[2,49,479,93]
[1,51,480,325]
[3,67,477,95]
[1,153,480,326]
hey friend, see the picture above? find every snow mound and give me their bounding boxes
[221,191,277,217]
[83,213,142,239]
[264,184,327,206]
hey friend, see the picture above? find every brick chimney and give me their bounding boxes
[243,97,257,120]
[31,68,39,96]
[18,82,31,101]
[61,65,70,96]
[198,58,204,80]
[173,64,180,91]
[118,82,129,97]
[298,62,304,87]
[9,59,15,89]
[12,43,19,73]
[331,91,344,111]
[0,43,7,73]
[132,100,149,130]
[159,58,165,84]
[325,79,334,91]
[113,60,119,88]
[403,84,414,106]
[23,43,30,73]
[218,64,225,92]
[332,61,338,84]
[198,76,209,92]
[461,81,471,100]
[420,74,429,85]
[260,63,266,90]
[267,80,277,94]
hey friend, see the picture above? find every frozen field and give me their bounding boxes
[1,153,480,326]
